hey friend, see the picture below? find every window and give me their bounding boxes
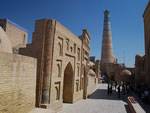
[57,64,61,77]
[70,46,73,52]
[95,78,97,84]
[66,39,69,50]
[13,47,19,54]
[82,50,84,61]
[0,25,4,30]
[23,34,26,44]
[55,82,60,101]
[48,23,51,29]
[76,80,79,92]
[77,48,80,61]
[77,66,80,76]
[55,86,60,100]
[74,43,76,53]
[58,42,63,56]
[80,78,84,90]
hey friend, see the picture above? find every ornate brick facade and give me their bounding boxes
[20,19,97,111]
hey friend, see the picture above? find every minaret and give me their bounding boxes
[101,10,115,72]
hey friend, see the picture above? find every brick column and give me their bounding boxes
[41,20,55,105]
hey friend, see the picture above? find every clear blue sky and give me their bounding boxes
[0,0,148,67]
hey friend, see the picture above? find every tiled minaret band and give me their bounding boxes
[101,10,115,64]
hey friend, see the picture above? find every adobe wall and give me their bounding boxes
[50,21,83,110]
[143,1,150,87]
[0,19,27,50]
[19,19,91,111]
[0,52,37,113]
[6,21,27,49]
[135,55,145,85]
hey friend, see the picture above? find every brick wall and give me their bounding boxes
[144,1,150,87]
[0,52,37,113]
[6,21,27,49]
[0,19,27,50]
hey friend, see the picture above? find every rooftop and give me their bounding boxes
[6,19,28,32]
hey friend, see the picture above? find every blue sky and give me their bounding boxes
[0,0,148,67]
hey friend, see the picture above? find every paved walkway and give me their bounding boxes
[58,83,129,113]
[28,108,55,113]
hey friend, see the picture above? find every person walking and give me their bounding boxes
[107,83,110,95]
[114,81,117,90]
[117,85,121,98]
[110,85,112,96]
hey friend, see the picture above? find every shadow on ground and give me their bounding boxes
[88,89,130,102]
[134,95,150,113]
[88,88,132,113]
[124,105,130,113]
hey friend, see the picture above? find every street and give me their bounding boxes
[59,83,129,113]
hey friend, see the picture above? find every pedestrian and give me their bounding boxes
[107,83,110,95]
[115,81,117,90]
[117,85,121,98]
[122,83,125,95]
[144,88,149,104]
[110,85,112,96]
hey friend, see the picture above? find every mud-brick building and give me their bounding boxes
[143,1,150,87]
[0,19,27,53]
[0,21,37,113]
[135,55,145,86]
[20,19,98,111]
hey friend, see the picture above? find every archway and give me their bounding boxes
[63,62,74,103]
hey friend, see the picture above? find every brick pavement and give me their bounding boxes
[58,83,129,113]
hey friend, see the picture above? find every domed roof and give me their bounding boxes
[120,69,131,76]
[120,69,132,82]
[136,54,143,57]
[88,69,96,76]
[88,61,95,67]
[0,27,12,53]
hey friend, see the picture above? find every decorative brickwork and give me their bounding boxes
[19,19,98,111]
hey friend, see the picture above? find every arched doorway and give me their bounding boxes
[63,62,74,103]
